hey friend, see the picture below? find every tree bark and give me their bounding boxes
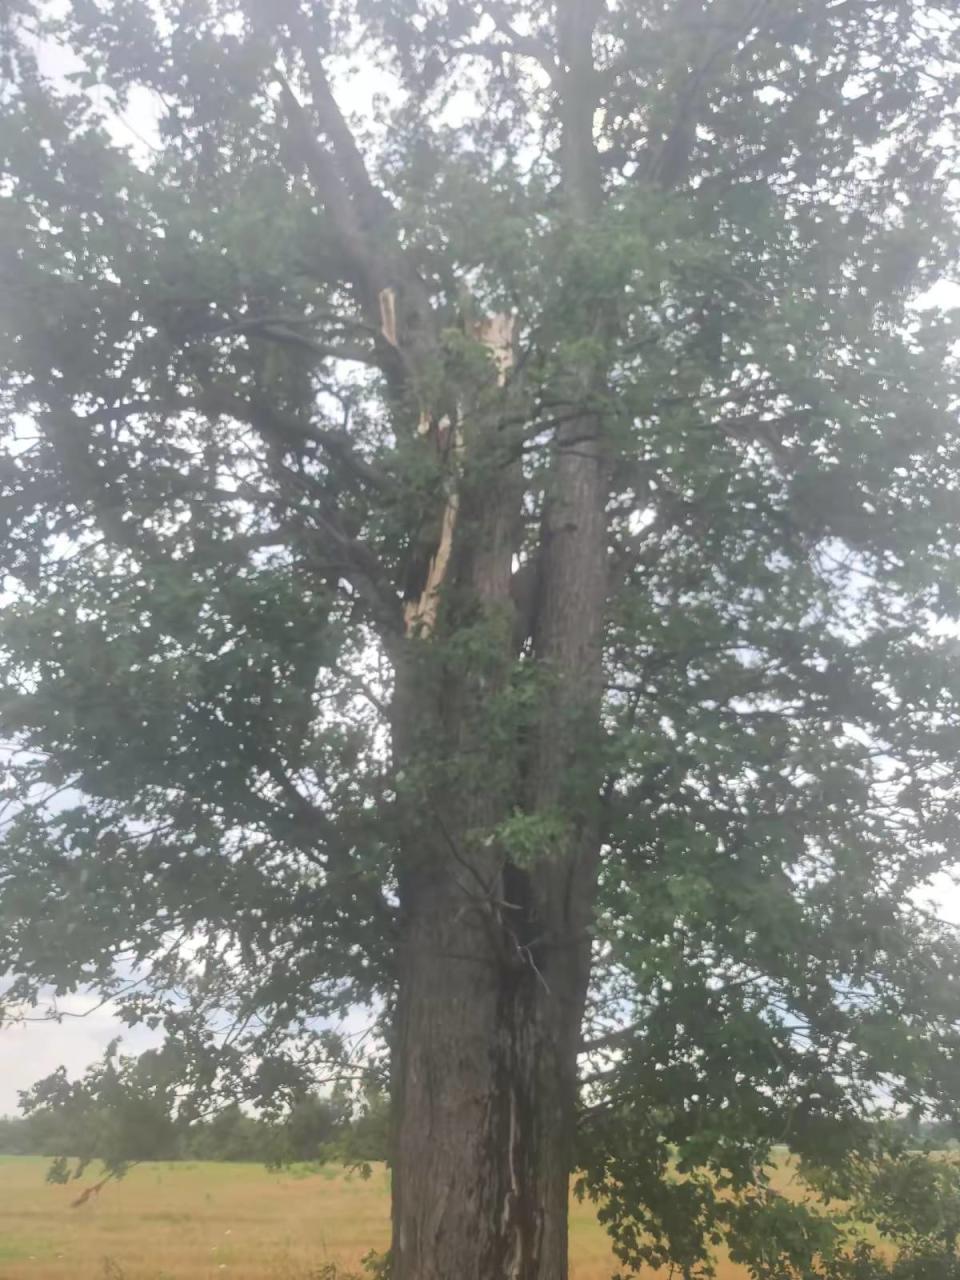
[391,861,590,1280]
[373,3,609,1266]
[390,400,608,1278]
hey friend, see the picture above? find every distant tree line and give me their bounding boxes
[0,1088,389,1166]
[887,1116,960,1150]
[2,1091,954,1168]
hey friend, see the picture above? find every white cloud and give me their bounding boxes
[0,998,160,1116]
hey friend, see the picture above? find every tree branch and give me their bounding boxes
[286,12,395,235]
[483,2,560,81]
[276,74,373,295]
[183,313,386,370]
[645,0,775,190]
[556,0,605,215]
[201,389,395,495]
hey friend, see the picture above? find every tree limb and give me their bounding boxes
[276,74,373,296]
[201,388,395,495]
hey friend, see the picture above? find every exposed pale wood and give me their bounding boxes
[473,310,517,386]
[378,287,399,347]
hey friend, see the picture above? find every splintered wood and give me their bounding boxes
[379,287,398,348]
[404,312,516,638]
[472,312,515,388]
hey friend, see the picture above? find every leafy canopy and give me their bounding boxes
[3,0,960,1273]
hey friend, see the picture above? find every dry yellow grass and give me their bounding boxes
[0,1154,770,1280]
[0,1156,618,1280]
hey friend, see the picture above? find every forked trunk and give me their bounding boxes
[384,15,609,1223]
[389,411,608,1279]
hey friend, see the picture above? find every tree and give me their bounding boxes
[0,1115,35,1155]
[186,1102,276,1162]
[18,1043,184,1173]
[4,1066,380,1165]
[2,0,960,1275]
[283,1088,350,1160]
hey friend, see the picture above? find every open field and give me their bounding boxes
[0,1155,626,1280]
[0,1153,794,1280]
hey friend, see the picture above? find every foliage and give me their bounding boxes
[2,0,960,1273]
[0,1114,40,1156]
[1,1024,384,1170]
[0,1065,387,1167]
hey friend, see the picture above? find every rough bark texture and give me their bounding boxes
[390,412,608,1280]
[391,862,590,1280]
[388,1,608,1269]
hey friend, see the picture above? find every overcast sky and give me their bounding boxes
[1,1000,161,1115]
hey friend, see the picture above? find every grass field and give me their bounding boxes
[0,1154,817,1280]
[0,1155,631,1280]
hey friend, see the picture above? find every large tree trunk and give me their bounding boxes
[391,864,590,1280]
[390,407,608,1279]
[388,0,608,1254]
